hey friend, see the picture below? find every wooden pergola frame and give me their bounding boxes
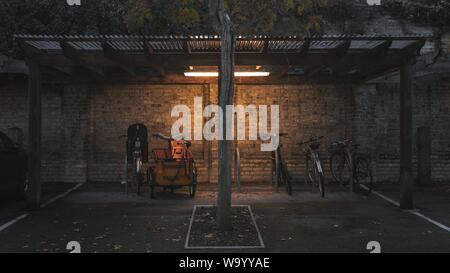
[12,34,427,209]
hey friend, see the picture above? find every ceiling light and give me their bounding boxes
[184,71,270,77]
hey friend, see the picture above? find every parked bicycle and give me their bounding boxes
[120,124,149,196]
[328,139,373,195]
[298,136,325,198]
[270,133,293,195]
[149,133,197,199]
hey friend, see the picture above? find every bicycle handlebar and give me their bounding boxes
[333,139,352,146]
[297,136,324,146]
[153,133,192,146]
[152,133,171,141]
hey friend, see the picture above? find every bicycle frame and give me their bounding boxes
[299,136,325,197]
[270,133,292,195]
[329,140,373,193]
[309,147,323,175]
[149,133,198,198]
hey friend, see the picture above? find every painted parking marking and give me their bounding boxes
[0,183,83,232]
[185,205,265,249]
[0,213,29,232]
[408,210,450,233]
[40,183,83,208]
[360,185,450,233]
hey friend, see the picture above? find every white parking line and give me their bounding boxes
[408,210,450,233]
[0,183,83,233]
[185,205,265,249]
[0,213,29,232]
[361,185,450,233]
[40,183,83,208]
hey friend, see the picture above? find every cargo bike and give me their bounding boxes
[120,124,197,199]
[148,133,198,199]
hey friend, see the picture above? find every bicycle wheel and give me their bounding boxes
[318,171,325,198]
[271,152,277,188]
[135,158,144,196]
[315,160,325,198]
[305,152,315,186]
[189,164,198,198]
[147,167,155,199]
[354,157,373,195]
[136,172,143,196]
[280,161,293,195]
[330,152,352,185]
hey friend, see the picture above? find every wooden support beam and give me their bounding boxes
[356,53,408,82]
[260,40,269,54]
[298,38,311,55]
[417,126,432,187]
[185,40,192,54]
[46,64,74,76]
[26,59,42,209]
[333,39,392,76]
[306,40,350,78]
[0,55,29,75]
[60,41,104,77]
[143,39,154,56]
[399,57,415,209]
[101,42,136,76]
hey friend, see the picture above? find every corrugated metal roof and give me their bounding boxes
[14,34,429,54]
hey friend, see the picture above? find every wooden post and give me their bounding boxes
[27,60,42,209]
[399,58,414,210]
[417,126,432,187]
[210,0,235,231]
[216,13,235,231]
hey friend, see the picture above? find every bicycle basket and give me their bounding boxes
[153,148,171,161]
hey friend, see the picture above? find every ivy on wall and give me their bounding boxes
[384,0,450,27]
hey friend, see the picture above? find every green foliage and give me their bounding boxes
[0,0,127,53]
[125,0,330,35]
[2,0,447,55]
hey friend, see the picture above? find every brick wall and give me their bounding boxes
[0,83,65,182]
[1,80,450,184]
[87,84,210,183]
[352,81,450,182]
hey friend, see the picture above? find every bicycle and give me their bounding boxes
[270,133,293,195]
[329,139,373,195]
[149,133,197,199]
[120,124,149,196]
[298,136,325,198]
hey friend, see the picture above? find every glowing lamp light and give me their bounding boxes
[184,71,270,77]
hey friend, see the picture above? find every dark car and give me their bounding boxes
[0,131,27,201]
